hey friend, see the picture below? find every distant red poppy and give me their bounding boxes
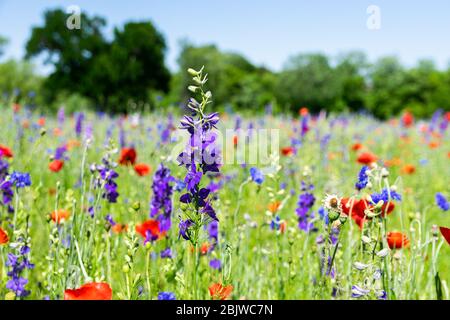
[51,209,70,224]
[135,219,164,240]
[440,227,450,245]
[351,143,363,151]
[64,282,112,300]
[268,201,281,213]
[200,242,210,255]
[387,232,409,249]
[53,128,62,136]
[0,227,9,245]
[280,221,287,233]
[112,224,128,234]
[299,107,309,117]
[0,144,13,158]
[12,103,21,113]
[209,283,233,300]
[428,141,440,149]
[49,159,64,172]
[119,147,137,165]
[134,163,151,176]
[401,164,416,175]
[357,152,377,165]
[232,135,238,147]
[37,117,46,126]
[281,146,294,157]
[401,111,414,127]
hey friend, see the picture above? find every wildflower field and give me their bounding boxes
[0,68,449,301]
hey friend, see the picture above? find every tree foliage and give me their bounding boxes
[25,9,170,113]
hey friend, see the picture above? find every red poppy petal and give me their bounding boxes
[440,227,450,245]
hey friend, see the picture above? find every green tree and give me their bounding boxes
[276,53,342,113]
[0,36,8,57]
[25,9,169,113]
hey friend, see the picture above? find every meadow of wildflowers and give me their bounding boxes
[0,67,449,301]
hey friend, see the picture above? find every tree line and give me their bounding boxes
[0,8,449,118]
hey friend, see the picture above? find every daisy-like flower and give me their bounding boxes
[322,194,342,213]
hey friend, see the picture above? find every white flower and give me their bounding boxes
[353,262,369,270]
[376,248,389,258]
[322,194,342,212]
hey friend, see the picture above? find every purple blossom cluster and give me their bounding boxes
[150,164,174,232]
[177,83,221,241]
[0,158,14,212]
[6,245,34,298]
[296,181,316,232]
[91,157,119,203]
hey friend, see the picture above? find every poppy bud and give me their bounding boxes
[432,225,439,238]
[132,201,140,211]
[328,210,340,222]
[339,215,347,225]
[122,264,130,273]
[40,128,47,136]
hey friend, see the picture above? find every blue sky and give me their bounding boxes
[1,0,449,73]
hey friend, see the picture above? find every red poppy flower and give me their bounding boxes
[401,111,414,127]
[119,147,137,165]
[49,159,64,172]
[112,224,128,234]
[440,227,450,245]
[401,164,416,175]
[351,143,363,151]
[0,144,13,158]
[341,198,369,229]
[232,135,238,147]
[268,201,281,213]
[281,146,294,157]
[200,242,210,255]
[12,103,21,113]
[64,282,112,300]
[341,198,395,230]
[0,227,9,245]
[209,283,233,300]
[134,163,151,176]
[51,209,70,224]
[299,107,309,117]
[37,117,46,126]
[357,152,377,165]
[280,221,287,233]
[387,232,409,249]
[135,219,163,240]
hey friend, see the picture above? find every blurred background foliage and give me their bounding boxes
[0,8,450,118]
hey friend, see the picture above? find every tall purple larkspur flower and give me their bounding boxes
[6,245,34,298]
[0,158,14,212]
[301,116,309,138]
[296,181,316,232]
[150,164,174,232]
[75,112,84,137]
[92,157,119,203]
[57,106,65,128]
[54,144,68,161]
[177,67,221,244]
